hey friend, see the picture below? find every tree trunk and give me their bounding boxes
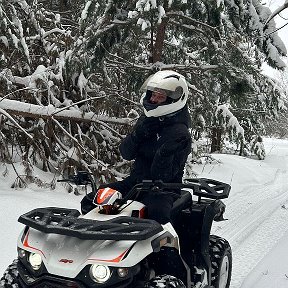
[152,18,168,63]
[239,141,244,156]
[211,127,222,152]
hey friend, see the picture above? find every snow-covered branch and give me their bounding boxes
[216,104,245,141]
[0,99,131,125]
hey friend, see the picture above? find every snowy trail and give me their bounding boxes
[219,169,287,242]
[217,170,288,288]
[205,140,288,288]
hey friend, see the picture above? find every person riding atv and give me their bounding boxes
[81,70,192,225]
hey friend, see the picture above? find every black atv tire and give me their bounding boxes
[0,259,20,288]
[209,235,232,288]
[145,274,186,288]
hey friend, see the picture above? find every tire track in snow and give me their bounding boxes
[218,169,286,244]
[233,205,288,288]
[213,169,283,241]
[211,169,288,288]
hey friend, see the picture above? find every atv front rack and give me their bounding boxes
[18,207,163,241]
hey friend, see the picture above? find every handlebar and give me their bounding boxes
[58,172,231,202]
[57,179,69,182]
[57,171,97,197]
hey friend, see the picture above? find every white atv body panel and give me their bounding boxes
[17,202,179,279]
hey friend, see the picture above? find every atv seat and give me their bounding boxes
[171,190,192,220]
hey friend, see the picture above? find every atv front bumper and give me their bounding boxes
[17,260,138,288]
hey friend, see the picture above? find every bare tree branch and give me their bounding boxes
[166,11,222,43]
[0,107,33,139]
[264,21,288,37]
[264,1,288,27]
[52,118,107,168]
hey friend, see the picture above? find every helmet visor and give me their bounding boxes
[143,89,173,112]
[147,86,173,99]
[147,86,183,100]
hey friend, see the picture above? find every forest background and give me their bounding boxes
[1,0,288,190]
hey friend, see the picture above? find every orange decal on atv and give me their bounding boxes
[88,248,129,263]
[23,231,46,258]
[96,187,117,204]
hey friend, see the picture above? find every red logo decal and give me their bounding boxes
[59,259,73,264]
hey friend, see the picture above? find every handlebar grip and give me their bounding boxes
[57,179,70,182]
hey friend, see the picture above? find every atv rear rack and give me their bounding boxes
[18,207,163,241]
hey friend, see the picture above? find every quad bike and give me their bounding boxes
[1,171,232,288]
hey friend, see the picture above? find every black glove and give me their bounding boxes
[131,115,160,143]
[159,136,190,157]
[80,192,95,215]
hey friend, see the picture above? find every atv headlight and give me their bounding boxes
[117,267,129,278]
[18,248,26,259]
[28,252,42,270]
[90,264,111,283]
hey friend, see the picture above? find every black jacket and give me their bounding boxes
[107,105,192,196]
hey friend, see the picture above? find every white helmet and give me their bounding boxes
[140,70,189,117]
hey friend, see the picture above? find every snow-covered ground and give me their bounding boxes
[1,137,288,287]
[0,167,80,276]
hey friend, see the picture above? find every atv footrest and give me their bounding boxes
[18,207,163,241]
